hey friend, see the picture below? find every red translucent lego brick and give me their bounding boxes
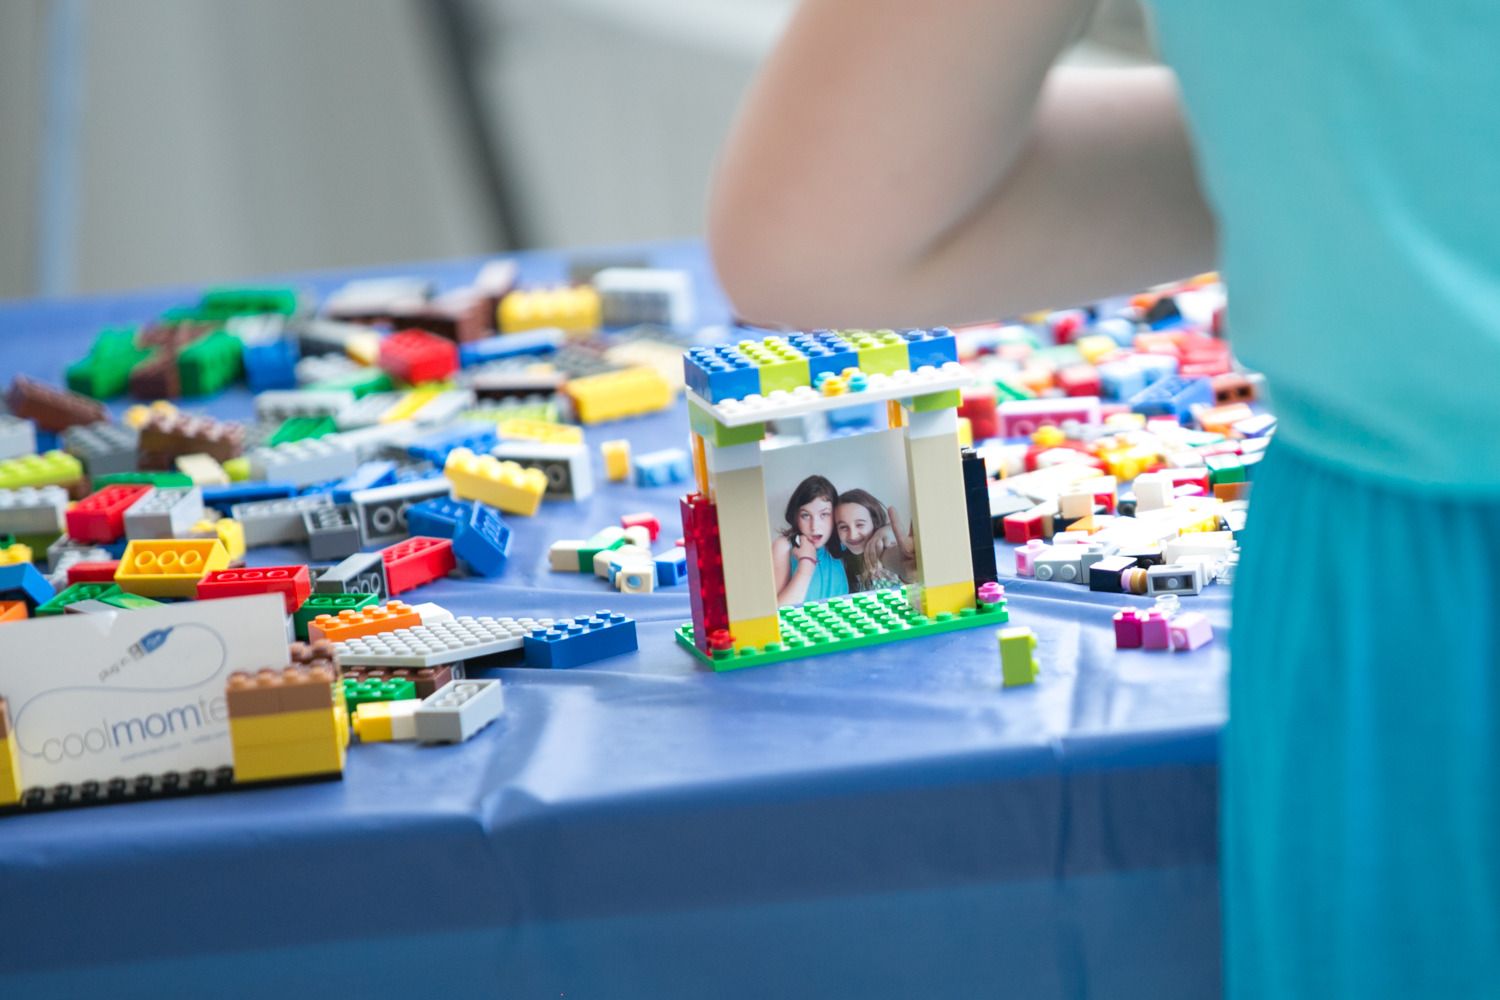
[680,493,728,652]
[1056,364,1101,397]
[67,560,121,585]
[380,535,456,595]
[1002,510,1047,545]
[957,387,998,442]
[65,484,153,543]
[378,329,459,384]
[195,565,311,614]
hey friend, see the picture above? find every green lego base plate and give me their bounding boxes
[675,586,1009,671]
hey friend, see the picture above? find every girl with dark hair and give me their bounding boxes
[771,474,849,605]
[833,489,916,592]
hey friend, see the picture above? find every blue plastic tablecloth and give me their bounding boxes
[0,242,1225,999]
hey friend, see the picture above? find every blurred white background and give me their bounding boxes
[0,0,1153,300]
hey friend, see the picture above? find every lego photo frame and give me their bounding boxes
[677,329,1009,670]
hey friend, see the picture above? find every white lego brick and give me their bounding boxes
[174,453,230,486]
[333,616,553,667]
[295,352,364,387]
[247,437,360,487]
[0,486,67,535]
[321,280,432,317]
[703,439,763,475]
[123,487,205,540]
[710,464,779,623]
[489,440,593,500]
[1132,472,1173,511]
[254,389,355,422]
[224,313,287,346]
[0,414,38,460]
[413,679,505,743]
[411,602,455,625]
[691,362,973,428]
[1163,532,1236,564]
[548,539,586,572]
[592,267,694,328]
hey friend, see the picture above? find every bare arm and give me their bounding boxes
[708,0,1216,329]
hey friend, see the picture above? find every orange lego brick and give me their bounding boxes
[307,600,421,644]
[0,600,27,624]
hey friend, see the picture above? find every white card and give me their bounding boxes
[0,594,288,789]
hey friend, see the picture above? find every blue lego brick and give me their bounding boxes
[458,328,563,367]
[406,422,498,468]
[1127,375,1215,423]
[405,496,470,540]
[825,403,879,430]
[654,546,687,587]
[787,330,859,384]
[523,611,637,669]
[331,460,398,504]
[0,561,56,609]
[898,327,959,370]
[633,448,691,487]
[1096,359,1150,402]
[452,500,511,577]
[35,430,61,453]
[1135,353,1180,385]
[200,481,296,507]
[243,338,300,392]
[683,345,761,403]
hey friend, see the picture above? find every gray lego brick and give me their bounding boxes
[294,353,363,387]
[0,413,39,461]
[61,421,139,477]
[314,550,388,600]
[253,389,355,423]
[334,393,403,430]
[45,544,114,589]
[489,440,592,500]
[332,616,551,668]
[302,505,362,561]
[246,437,360,487]
[230,494,333,548]
[413,679,505,743]
[123,487,205,540]
[350,477,451,547]
[0,486,68,535]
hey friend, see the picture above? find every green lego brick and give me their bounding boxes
[268,415,337,447]
[0,451,83,490]
[177,329,243,396]
[306,368,394,399]
[687,399,765,446]
[1204,453,1247,486]
[675,587,1009,671]
[12,531,61,553]
[195,286,300,319]
[577,531,628,573]
[993,377,1034,402]
[738,338,810,395]
[67,327,151,399]
[909,389,962,412]
[343,677,416,712]
[93,470,194,488]
[35,582,124,617]
[0,534,13,549]
[845,329,910,376]
[293,592,379,640]
[459,401,560,425]
[97,591,164,611]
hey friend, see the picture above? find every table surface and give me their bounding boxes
[0,241,1227,999]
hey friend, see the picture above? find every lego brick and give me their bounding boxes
[999,626,1039,688]
[0,450,83,490]
[0,543,34,567]
[499,285,601,333]
[706,465,780,634]
[444,448,547,516]
[137,412,245,466]
[563,366,673,424]
[315,551,388,600]
[1113,608,1144,648]
[1145,563,1204,597]
[231,735,344,783]
[1088,554,1138,593]
[592,267,693,327]
[0,717,20,806]
[309,600,422,643]
[95,590,163,611]
[489,440,592,500]
[0,562,56,609]
[405,421,498,467]
[59,421,137,477]
[680,492,729,652]
[960,449,998,588]
[494,418,582,447]
[114,538,229,597]
[173,452,230,486]
[34,581,123,617]
[350,477,451,546]
[175,329,243,396]
[1140,610,1173,650]
[632,448,691,488]
[267,414,336,447]
[301,505,362,561]
[523,611,637,669]
[331,460,398,503]
[459,328,564,367]
[0,414,37,462]
[452,501,511,577]
[5,375,108,432]
[293,592,378,640]
[0,599,27,623]
[0,486,68,537]
[404,496,468,540]
[123,486,205,540]
[693,361,972,428]
[227,494,330,548]
[253,389,355,423]
[225,665,338,718]
[66,560,122,585]
[342,664,453,700]
[1168,611,1213,651]
[903,430,976,608]
[242,336,300,392]
[229,707,343,752]
[334,615,552,667]
[412,679,505,743]
[351,698,420,742]
[246,436,360,488]
[378,328,460,384]
[612,552,657,594]
[379,536,456,594]
[196,565,311,614]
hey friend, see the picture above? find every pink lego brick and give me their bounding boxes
[1169,611,1213,651]
[1140,610,1172,650]
[976,581,1005,604]
[1014,539,1050,577]
[1113,608,1144,649]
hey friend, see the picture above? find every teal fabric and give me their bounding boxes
[1148,4,1500,995]
[1150,1,1500,492]
[788,545,850,603]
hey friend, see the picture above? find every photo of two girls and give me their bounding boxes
[771,474,917,605]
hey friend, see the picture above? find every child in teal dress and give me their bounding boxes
[711,2,1499,995]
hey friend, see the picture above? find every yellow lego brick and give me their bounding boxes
[175,452,230,486]
[728,613,781,652]
[444,447,548,516]
[215,518,246,564]
[232,736,345,783]
[601,439,632,483]
[229,707,345,748]
[123,400,179,430]
[0,728,22,807]
[563,367,673,424]
[381,387,443,424]
[351,700,418,743]
[709,464,780,625]
[499,286,601,334]
[114,538,229,598]
[915,579,976,618]
[497,418,583,445]
[1074,334,1120,365]
[0,544,33,566]
[344,332,382,366]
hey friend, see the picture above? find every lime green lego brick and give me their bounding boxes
[177,329,243,396]
[97,591,163,611]
[294,592,379,640]
[738,339,810,395]
[845,329,910,376]
[909,389,962,412]
[12,531,60,553]
[196,286,300,318]
[268,415,337,447]
[93,471,194,488]
[459,401,560,424]
[0,451,83,490]
[687,399,765,446]
[35,582,124,617]
[343,677,416,712]
[306,368,394,399]
[223,457,251,482]
[675,587,1009,671]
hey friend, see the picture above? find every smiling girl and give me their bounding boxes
[833,489,916,592]
[771,475,849,605]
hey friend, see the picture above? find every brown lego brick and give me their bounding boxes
[128,352,181,400]
[5,375,109,432]
[277,666,337,712]
[0,696,11,739]
[1213,481,1251,502]
[137,320,212,350]
[138,412,245,463]
[289,639,340,673]
[226,669,287,718]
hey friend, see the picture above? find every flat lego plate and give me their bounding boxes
[685,363,973,427]
[675,587,1009,670]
